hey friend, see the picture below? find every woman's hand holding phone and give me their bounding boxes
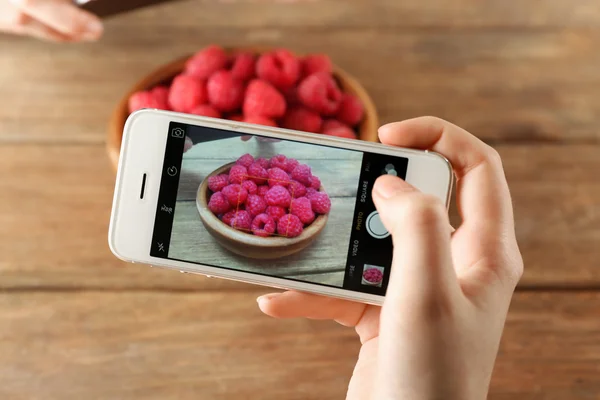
[257,117,524,400]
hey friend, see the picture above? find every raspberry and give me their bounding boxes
[248,162,268,185]
[185,45,228,79]
[222,184,248,207]
[207,174,229,192]
[128,90,169,113]
[228,165,248,184]
[229,114,244,122]
[268,167,291,187]
[297,72,342,116]
[269,154,287,170]
[221,210,236,225]
[282,86,299,107]
[283,158,300,173]
[301,54,333,78]
[168,75,207,113]
[230,210,252,231]
[230,52,256,82]
[282,107,322,133]
[190,104,221,118]
[290,197,315,225]
[241,180,258,195]
[257,185,270,197]
[255,158,269,169]
[291,164,313,187]
[277,214,303,238]
[256,49,300,90]
[321,119,349,132]
[251,213,276,237]
[245,194,267,217]
[336,94,364,126]
[266,205,286,221]
[243,80,286,119]
[306,187,318,198]
[236,153,255,168]
[264,186,292,208]
[208,192,231,214]
[207,70,244,112]
[244,115,278,127]
[310,192,331,214]
[151,86,170,109]
[324,126,357,139]
[288,180,307,198]
[310,175,321,190]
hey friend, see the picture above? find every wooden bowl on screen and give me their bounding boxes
[107,47,379,171]
[196,162,328,259]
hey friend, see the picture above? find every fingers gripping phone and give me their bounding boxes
[109,110,453,305]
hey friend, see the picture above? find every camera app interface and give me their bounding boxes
[151,122,408,295]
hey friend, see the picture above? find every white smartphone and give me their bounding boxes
[109,110,453,305]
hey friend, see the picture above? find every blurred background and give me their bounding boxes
[1,0,600,399]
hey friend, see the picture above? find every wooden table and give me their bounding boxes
[1,0,600,398]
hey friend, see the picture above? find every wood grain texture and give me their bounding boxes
[2,27,600,142]
[1,291,600,400]
[1,144,599,289]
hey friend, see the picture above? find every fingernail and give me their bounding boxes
[256,293,280,303]
[374,175,407,199]
[83,20,103,39]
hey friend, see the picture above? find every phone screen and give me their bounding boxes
[150,122,408,296]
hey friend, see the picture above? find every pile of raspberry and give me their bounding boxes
[207,153,332,238]
[129,45,364,139]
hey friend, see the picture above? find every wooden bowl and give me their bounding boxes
[107,47,380,171]
[196,162,328,259]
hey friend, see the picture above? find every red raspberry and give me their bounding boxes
[248,162,268,185]
[236,153,255,168]
[230,210,252,231]
[282,86,299,107]
[207,70,244,112]
[269,154,287,170]
[257,185,270,197]
[244,116,278,127]
[230,52,256,82]
[310,175,321,190]
[208,192,231,214]
[241,180,258,195]
[251,213,276,237]
[268,167,291,187]
[128,90,169,113]
[256,49,300,90]
[246,194,268,217]
[324,126,357,139]
[151,86,170,109]
[290,197,315,225]
[190,104,221,118]
[288,180,307,198]
[185,45,228,79]
[207,174,229,192]
[264,186,292,208]
[222,184,248,207]
[321,119,349,132]
[228,165,248,184]
[310,192,331,214]
[243,80,286,119]
[301,54,332,78]
[336,94,364,126]
[306,187,318,198]
[266,205,286,221]
[221,210,236,225]
[282,107,322,133]
[255,158,269,169]
[297,72,342,116]
[229,114,244,122]
[277,214,304,238]
[283,158,300,173]
[291,164,313,187]
[168,75,207,113]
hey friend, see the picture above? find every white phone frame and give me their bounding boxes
[109,109,453,305]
